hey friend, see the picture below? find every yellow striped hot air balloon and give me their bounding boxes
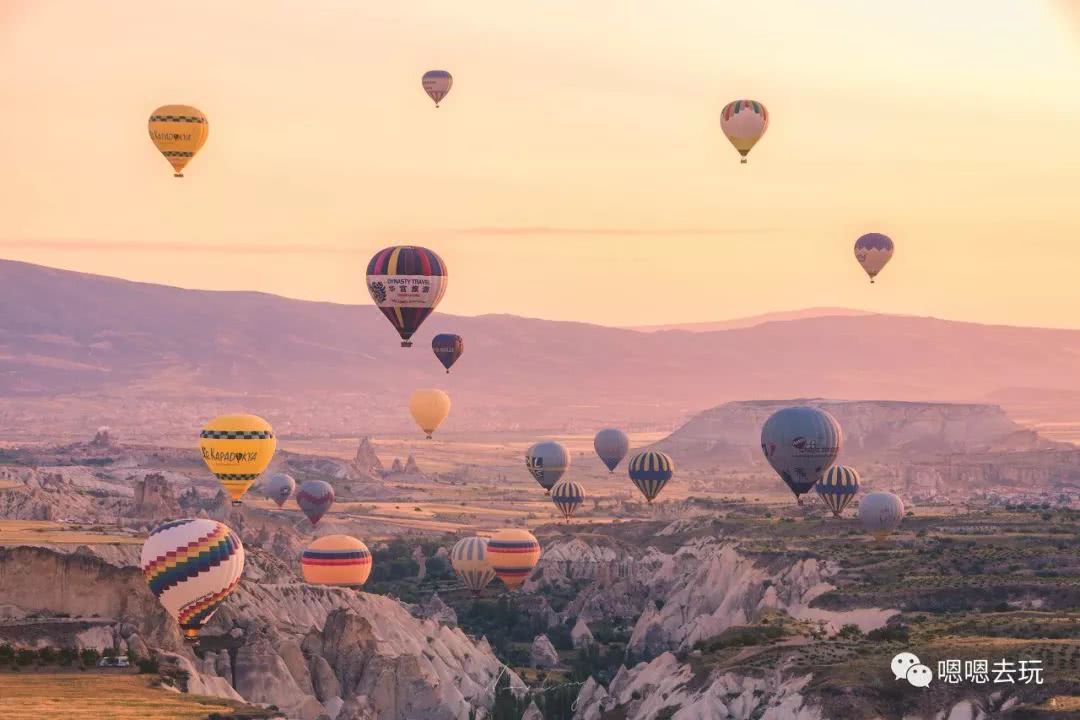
[301,535,372,587]
[199,414,277,505]
[487,528,541,590]
[148,105,209,178]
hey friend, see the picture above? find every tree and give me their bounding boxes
[489,669,530,720]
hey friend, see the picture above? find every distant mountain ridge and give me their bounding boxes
[627,307,875,333]
[2,258,1080,438]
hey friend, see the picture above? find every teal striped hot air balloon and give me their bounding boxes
[815,465,860,517]
[628,451,674,504]
[550,479,585,522]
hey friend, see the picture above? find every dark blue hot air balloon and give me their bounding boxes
[432,333,464,373]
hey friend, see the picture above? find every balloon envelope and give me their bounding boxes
[422,70,453,106]
[628,451,674,503]
[450,536,496,594]
[148,105,208,177]
[432,333,464,373]
[760,406,842,502]
[593,428,629,472]
[263,473,295,508]
[720,100,768,163]
[141,519,244,642]
[366,246,448,347]
[302,535,372,587]
[815,465,860,517]
[297,480,335,526]
[551,479,585,521]
[200,414,276,505]
[854,233,894,282]
[410,388,451,438]
[858,491,904,540]
[487,529,541,590]
[526,441,570,493]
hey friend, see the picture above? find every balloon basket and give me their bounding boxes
[174,173,184,178]
[182,628,200,644]
[401,341,413,348]
[740,158,747,165]
[232,500,242,507]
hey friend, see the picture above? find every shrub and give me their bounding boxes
[0,644,14,664]
[837,624,863,640]
[38,647,57,665]
[80,648,100,667]
[138,657,160,674]
[16,649,37,666]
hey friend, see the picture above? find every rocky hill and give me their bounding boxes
[4,259,1080,437]
[652,399,1061,467]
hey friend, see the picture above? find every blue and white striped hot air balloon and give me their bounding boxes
[628,451,674,504]
[450,536,496,594]
[550,479,585,522]
[815,465,860,517]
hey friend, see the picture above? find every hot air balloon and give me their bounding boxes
[422,70,453,107]
[487,529,541,590]
[263,473,295,508]
[432,333,464,373]
[628,451,674,504]
[720,100,768,164]
[815,465,860,517]
[593,428,629,473]
[526,441,570,494]
[854,233,894,283]
[761,406,842,504]
[367,246,447,347]
[410,388,451,439]
[148,105,208,178]
[302,535,372,587]
[200,414,277,505]
[297,480,335,527]
[141,519,244,643]
[550,479,585,522]
[450,536,496,594]
[858,491,904,540]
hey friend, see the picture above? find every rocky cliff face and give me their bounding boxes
[129,472,180,519]
[533,536,896,659]
[0,543,517,720]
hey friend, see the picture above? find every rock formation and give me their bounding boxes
[530,634,559,669]
[129,473,180,519]
[412,593,457,626]
[571,617,595,649]
[353,437,384,476]
[404,454,420,475]
[90,426,114,448]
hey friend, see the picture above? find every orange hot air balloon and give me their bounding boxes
[301,535,372,587]
[486,528,541,590]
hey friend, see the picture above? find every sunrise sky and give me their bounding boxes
[2,0,1078,327]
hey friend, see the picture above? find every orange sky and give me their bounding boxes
[1,1,1078,327]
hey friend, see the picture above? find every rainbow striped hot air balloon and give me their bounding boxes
[141,519,244,643]
[366,246,447,348]
[550,479,585,522]
[628,451,674,504]
[487,529,541,590]
[302,535,372,587]
[450,536,496,594]
[816,465,860,517]
[199,414,276,505]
